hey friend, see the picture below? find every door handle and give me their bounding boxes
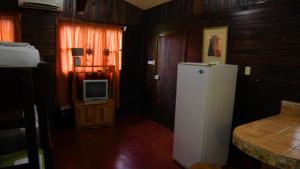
[154,75,160,80]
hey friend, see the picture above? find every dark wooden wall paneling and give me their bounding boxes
[62,0,142,26]
[0,0,144,119]
[144,0,285,26]
[22,10,58,63]
[203,0,277,12]
[145,0,300,126]
[76,0,88,12]
[144,0,300,167]
[204,0,238,12]
[0,0,143,63]
[144,0,195,26]
[21,10,58,128]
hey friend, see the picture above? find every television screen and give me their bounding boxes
[83,80,108,102]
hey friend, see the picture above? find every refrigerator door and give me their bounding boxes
[203,65,238,166]
[173,63,210,168]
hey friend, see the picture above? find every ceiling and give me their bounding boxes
[124,0,172,10]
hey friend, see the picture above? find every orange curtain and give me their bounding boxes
[0,12,21,42]
[56,20,123,106]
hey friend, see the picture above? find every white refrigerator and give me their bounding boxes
[173,63,238,168]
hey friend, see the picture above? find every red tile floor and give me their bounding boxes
[52,115,183,169]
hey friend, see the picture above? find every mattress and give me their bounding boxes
[0,42,40,67]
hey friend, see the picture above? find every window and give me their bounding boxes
[56,20,123,106]
[57,20,123,75]
[0,12,20,42]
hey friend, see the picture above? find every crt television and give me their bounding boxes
[83,79,108,102]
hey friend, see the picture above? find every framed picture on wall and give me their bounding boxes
[202,26,228,64]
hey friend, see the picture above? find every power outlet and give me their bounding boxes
[154,75,160,80]
[148,60,156,65]
[244,66,251,76]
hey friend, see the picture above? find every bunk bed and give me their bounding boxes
[0,42,52,169]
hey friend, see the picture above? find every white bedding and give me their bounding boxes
[0,42,40,67]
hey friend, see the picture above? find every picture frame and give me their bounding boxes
[202,26,229,64]
[74,57,81,66]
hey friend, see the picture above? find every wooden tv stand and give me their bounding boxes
[74,99,115,128]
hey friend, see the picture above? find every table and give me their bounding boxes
[233,101,300,169]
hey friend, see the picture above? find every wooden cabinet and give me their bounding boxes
[72,65,117,129]
[75,99,115,128]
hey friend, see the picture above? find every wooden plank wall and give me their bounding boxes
[145,0,300,126]
[144,0,195,26]
[0,0,144,121]
[0,0,143,63]
[144,0,283,26]
[144,0,300,168]
[144,0,300,145]
[62,0,142,26]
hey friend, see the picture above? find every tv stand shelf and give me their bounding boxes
[72,65,117,129]
[74,99,115,128]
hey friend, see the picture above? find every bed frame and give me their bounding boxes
[0,65,52,169]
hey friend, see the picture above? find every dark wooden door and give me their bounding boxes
[156,34,186,130]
